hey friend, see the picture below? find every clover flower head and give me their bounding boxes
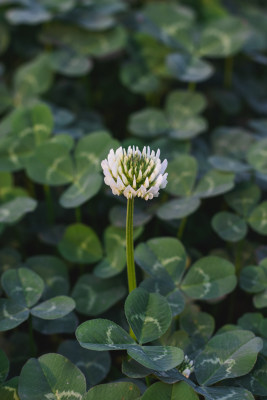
[179,355,194,379]
[101,146,168,200]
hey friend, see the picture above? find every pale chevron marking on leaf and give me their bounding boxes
[226,219,242,233]
[79,152,99,166]
[152,261,163,271]
[0,208,10,221]
[162,256,182,266]
[47,276,66,286]
[195,267,211,297]
[152,347,168,362]
[46,157,66,181]
[108,233,125,246]
[171,171,193,185]
[224,358,236,376]
[106,325,115,345]
[199,357,221,367]
[203,28,231,54]
[77,236,93,259]
[34,124,49,134]
[45,390,82,400]
[19,127,32,138]
[257,148,267,158]
[2,386,19,400]
[24,74,38,89]
[44,304,57,313]
[25,287,35,292]
[10,286,23,293]
[3,304,22,321]
[154,281,161,294]
[76,361,106,373]
[196,324,210,334]
[249,367,267,392]
[260,209,267,228]
[79,284,96,311]
[167,302,179,308]
[213,389,243,400]
[131,314,162,333]
[164,20,189,36]
[203,176,215,195]
[8,143,19,165]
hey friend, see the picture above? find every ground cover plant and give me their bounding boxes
[0,0,267,398]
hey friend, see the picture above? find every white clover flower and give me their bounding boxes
[179,355,194,379]
[101,146,168,200]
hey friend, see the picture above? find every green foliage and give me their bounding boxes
[0,0,267,398]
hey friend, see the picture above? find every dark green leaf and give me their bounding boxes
[194,170,235,198]
[59,172,102,208]
[225,182,261,217]
[31,296,75,320]
[125,288,172,344]
[157,197,201,220]
[135,237,187,285]
[212,211,247,242]
[141,381,199,400]
[18,353,86,400]
[167,53,214,83]
[25,142,74,185]
[127,345,184,372]
[58,340,111,387]
[1,267,44,307]
[248,201,267,235]
[72,274,126,316]
[128,108,168,137]
[181,256,236,299]
[58,223,103,264]
[76,319,136,351]
[84,382,140,400]
[0,197,37,224]
[195,330,262,385]
[0,299,29,331]
[166,155,197,197]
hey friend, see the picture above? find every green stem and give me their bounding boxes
[126,198,137,341]
[26,177,36,198]
[126,198,137,293]
[28,315,36,357]
[188,82,196,92]
[224,56,234,89]
[178,217,187,240]
[75,207,82,223]
[235,240,243,277]
[43,184,54,224]
[145,376,151,387]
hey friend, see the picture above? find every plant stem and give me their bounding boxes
[43,184,54,224]
[75,206,82,223]
[26,177,36,198]
[178,217,187,240]
[126,198,137,341]
[188,82,196,92]
[235,240,243,277]
[126,198,137,293]
[28,315,36,357]
[145,376,151,387]
[224,56,234,89]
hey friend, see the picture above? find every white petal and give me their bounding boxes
[133,175,136,188]
[117,176,125,190]
[121,173,129,185]
[160,159,168,174]
[160,173,168,188]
